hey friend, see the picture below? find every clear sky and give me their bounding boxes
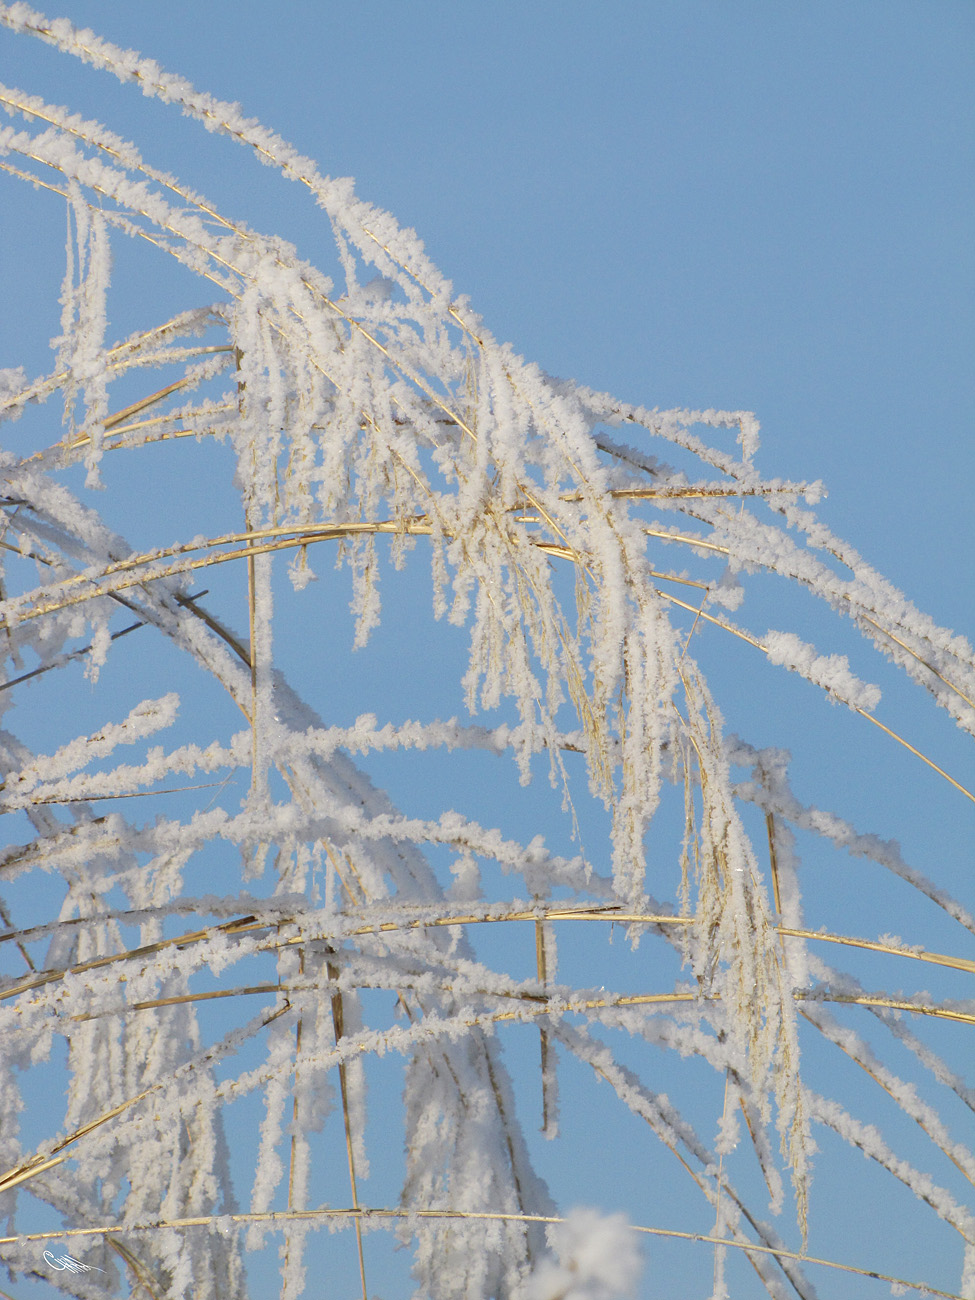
[1,3,973,1298]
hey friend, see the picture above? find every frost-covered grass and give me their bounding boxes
[0,7,973,1299]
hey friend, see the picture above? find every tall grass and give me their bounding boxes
[0,9,972,1298]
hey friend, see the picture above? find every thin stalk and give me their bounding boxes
[0,1002,291,1196]
[534,915,553,1132]
[0,1207,961,1298]
[247,547,258,792]
[766,813,783,917]
[851,707,975,805]
[18,524,971,813]
[105,1238,163,1300]
[862,614,975,709]
[7,906,974,1012]
[713,1071,732,1294]
[800,993,975,1027]
[54,980,975,1034]
[284,950,305,1288]
[326,956,368,1300]
[103,367,231,430]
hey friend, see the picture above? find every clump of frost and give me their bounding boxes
[764,630,881,711]
[527,1210,643,1300]
[736,412,760,462]
[0,365,27,418]
[960,1241,975,1300]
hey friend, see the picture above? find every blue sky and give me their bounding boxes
[1,3,973,1298]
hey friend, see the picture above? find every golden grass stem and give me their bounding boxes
[247,549,258,790]
[854,608,975,714]
[0,1003,292,1198]
[287,953,305,1215]
[102,366,231,430]
[765,813,783,918]
[5,906,972,1014]
[106,1238,163,1300]
[6,493,971,811]
[0,1207,960,1298]
[0,1154,67,1195]
[534,916,553,1132]
[851,707,975,805]
[655,590,975,805]
[326,957,368,1300]
[562,485,811,502]
[46,977,975,1032]
[644,526,731,556]
[801,994,975,1027]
